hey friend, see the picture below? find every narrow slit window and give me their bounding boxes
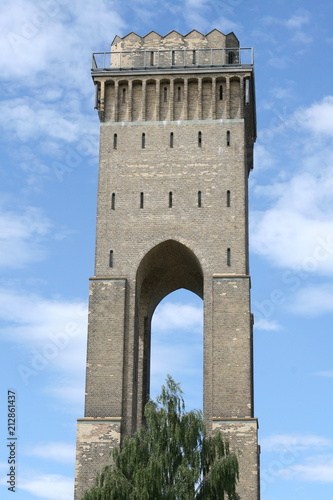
[122,88,126,103]
[219,84,223,100]
[170,132,174,148]
[227,190,231,207]
[142,133,146,149]
[198,131,202,147]
[245,78,250,104]
[150,51,154,66]
[227,130,230,146]
[177,86,181,102]
[227,248,231,267]
[109,250,114,267]
[198,191,202,208]
[192,50,196,64]
[169,191,173,208]
[164,87,167,102]
[113,133,117,149]
[111,193,115,210]
[172,50,175,65]
[140,192,144,209]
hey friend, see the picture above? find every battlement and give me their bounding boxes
[111,29,239,51]
[92,29,253,73]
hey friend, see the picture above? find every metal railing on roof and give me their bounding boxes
[91,47,254,72]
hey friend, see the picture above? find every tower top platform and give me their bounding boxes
[92,29,254,75]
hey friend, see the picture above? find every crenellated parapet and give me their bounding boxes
[111,29,239,52]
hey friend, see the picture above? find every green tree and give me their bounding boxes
[83,376,239,500]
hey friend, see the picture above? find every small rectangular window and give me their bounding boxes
[198,131,202,147]
[109,250,114,267]
[172,50,175,65]
[150,51,154,66]
[122,88,126,103]
[140,192,144,209]
[164,87,168,102]
[170,132,174,148]
[219,85,223,100]
[226,130,230,146]
[192,50,196,65]
[227,190,231,207]
[177,86,181,102]
[198,191,202,208]
[111,193,115,210]
[113,133,117,149]
[142,133,146,149]
[227,248,231,267]
[169,191,173,208]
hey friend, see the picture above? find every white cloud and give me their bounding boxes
[19,474,73,500]
[0,98,81,143]
[253,143,277,171]
[150,299,203,408]
[0,288,87,342]
[0,0,126,85]
[0,95,100,152]
[251,173,333,274]
[46,379,85,406]
[288,284,333,316]
[254,318,281,331]
[251,96,333,275]
[285,11,310,30]
[261,434,333,452]
[27,442,76,464]
[315,369,333,378]
[296,96,333,137]
[279,455,333,483]
[0,288,87,392]
[177,0,241,35]
[152,301,203,333]
[262,10,310,32]
[0,205,51,269]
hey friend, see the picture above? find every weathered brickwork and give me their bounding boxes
[75,419,121,500]
[75,29,259,499]
[213,419,259,500]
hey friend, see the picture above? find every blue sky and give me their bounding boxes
[1,0,333,499]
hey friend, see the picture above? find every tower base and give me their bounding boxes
[74,418,121,500]
[212,418,260,500]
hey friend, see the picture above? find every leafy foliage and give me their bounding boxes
[82,376,239,500]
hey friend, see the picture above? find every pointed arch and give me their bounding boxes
[134,240,203,426]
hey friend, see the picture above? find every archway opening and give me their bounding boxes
[135,240,204,425]
[150,288,203,410]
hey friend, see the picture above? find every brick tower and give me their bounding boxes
[75,29,259,500]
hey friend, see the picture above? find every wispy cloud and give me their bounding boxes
[152,301,203,333]
[315,369,333,378]
[295,96,333,137]
[0,204,51,269]
[27,442,76,465]
[151,299,203,408]
[19,474,73,500]
[255,318,281,331]
[288,284,333,316]
[251,96,333,275]
[0,287,87,397]
[285,11,310,30]
[1,0,126,85]
[262,434,333,452]
[280,455,333,483]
